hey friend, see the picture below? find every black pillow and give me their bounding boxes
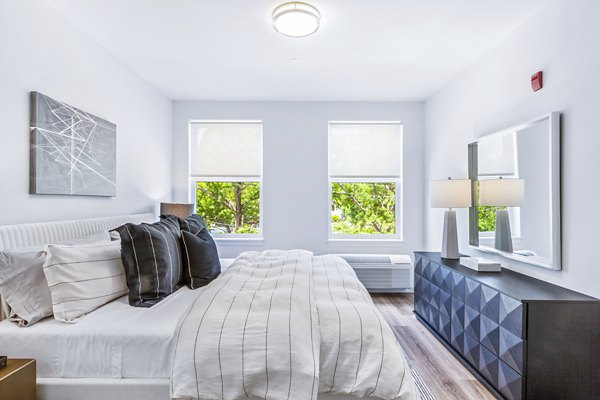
[175,214,207,234]
[113,215,183,307]
[180,225,221,290]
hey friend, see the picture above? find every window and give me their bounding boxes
[477,131,521,240]
[189,121,262,237]
[328,122,403,239]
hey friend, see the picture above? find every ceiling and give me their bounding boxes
[46,0,549,101]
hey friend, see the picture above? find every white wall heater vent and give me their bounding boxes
[335,254,413,293]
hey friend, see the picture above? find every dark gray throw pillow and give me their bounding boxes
[175,214,207,234]
[113,215,183,307]
[180,228,221,289]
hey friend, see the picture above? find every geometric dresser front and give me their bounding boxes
[414,252,600,400]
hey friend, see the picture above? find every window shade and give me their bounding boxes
[329,123,402,178]
[190,122,262,178]
[478,132,517,177]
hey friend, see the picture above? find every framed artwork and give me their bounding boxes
[29,91,116,196]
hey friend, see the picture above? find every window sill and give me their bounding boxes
[328,238,404,245]
[214,237,264,246]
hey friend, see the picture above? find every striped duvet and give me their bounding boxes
[171,250,416,400]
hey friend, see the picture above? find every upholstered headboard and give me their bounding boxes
[0,213,155,320]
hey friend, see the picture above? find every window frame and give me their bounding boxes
[476,168,522,243]
[188,120,264,240]
[327,121,404,241]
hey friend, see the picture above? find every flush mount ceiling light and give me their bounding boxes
[272,2,320,38]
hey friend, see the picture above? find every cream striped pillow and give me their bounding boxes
[43,241,128,323]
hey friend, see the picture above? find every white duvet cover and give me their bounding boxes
[313,255,416,399]
[171,250,416,400]
[171,250,320,400]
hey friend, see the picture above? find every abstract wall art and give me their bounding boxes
[29,92,117,196]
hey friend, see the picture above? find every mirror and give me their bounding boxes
[468,113,561,270]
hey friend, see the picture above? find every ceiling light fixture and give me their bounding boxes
[272,2,320,38]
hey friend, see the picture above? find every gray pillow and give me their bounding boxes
[180,229,221,289]
[0,230,111,327]
[0,247,50,326]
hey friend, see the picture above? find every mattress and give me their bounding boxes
[0,287,200,379]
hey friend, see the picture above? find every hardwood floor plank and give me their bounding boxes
[372,293,496,400]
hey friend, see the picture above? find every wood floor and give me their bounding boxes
[372,293,496,400]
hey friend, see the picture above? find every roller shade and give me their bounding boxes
[190,122,262,178]
[329,123,402,178]
[478,132,517,177]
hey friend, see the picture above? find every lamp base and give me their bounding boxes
[441,209,459,260]
[495,209,513,253]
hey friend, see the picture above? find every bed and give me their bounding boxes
[0,215,417,400]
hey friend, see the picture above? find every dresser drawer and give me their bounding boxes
[465,278,482,312]
[480,285,501,323]
[499,327,524,375]
[498,359,523,400]
[480,314,500,357]
[414,254,424,276]
[451,271,466,302]
[499,294,524,338]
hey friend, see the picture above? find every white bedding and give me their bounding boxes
[0,286,200,379]
[0,252,416,400]
[313,255,416,399]
[172,250,320,400]
[171,250,416,400]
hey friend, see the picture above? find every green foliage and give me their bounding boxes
[331,182,396,235]
[478,206,510,232]
[476,182,503,232]
[195,182,260,234]
[478,206,498,232]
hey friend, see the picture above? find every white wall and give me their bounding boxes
[0,0,173,225]
[173,102,425,258]
[424,0,600,297]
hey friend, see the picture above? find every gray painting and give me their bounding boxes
[29,92,116,196]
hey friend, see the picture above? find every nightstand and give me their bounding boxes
[0,359,36,400]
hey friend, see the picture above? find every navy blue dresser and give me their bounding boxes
[414,252,600,400]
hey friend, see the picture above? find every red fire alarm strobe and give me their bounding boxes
[531,71,543,92]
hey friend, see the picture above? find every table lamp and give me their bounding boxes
[160,202,195,218]
[430,178,472,259]
[479,177,524,252]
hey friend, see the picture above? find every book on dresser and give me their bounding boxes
[413,252,600,400]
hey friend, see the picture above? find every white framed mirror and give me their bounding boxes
[468,112,561,270]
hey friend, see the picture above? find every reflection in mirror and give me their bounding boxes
[468,113,561,270]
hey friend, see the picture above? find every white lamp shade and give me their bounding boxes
[430,179,472,208]
[479,178,524,207]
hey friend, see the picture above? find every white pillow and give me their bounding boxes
[43,240,127,323]
[0,230,111,327]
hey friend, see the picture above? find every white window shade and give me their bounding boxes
[478,132,517,177]
[329,123,402,178]
[190,122,262,178]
